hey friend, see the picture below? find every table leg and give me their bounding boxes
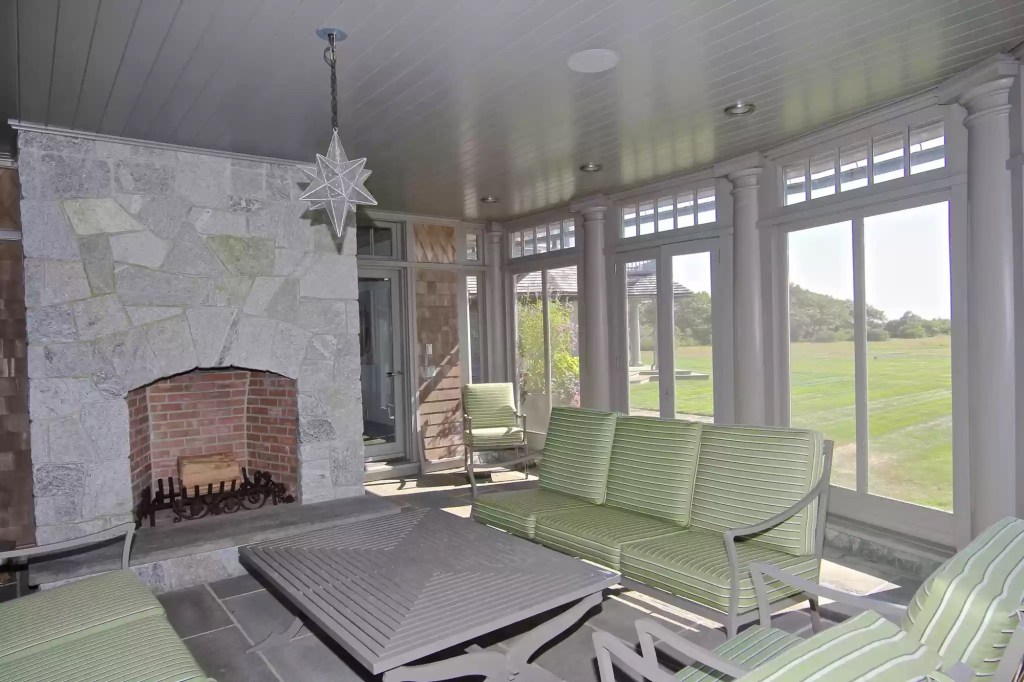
[246,615,306,653]
[383,591,604,681]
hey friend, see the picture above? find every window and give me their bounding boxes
[509,219,577,259]
[514,266,580,439]
[624,260,658,415]
[356,221,400,258]
[787,202,952,511]
[620,185,716,238]
[782,121,945,206]
[465,232,480,262]
[465,275,484,383]
[672,252,714,421]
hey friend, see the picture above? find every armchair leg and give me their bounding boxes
[809,595,822,633]
[465,445,478,499]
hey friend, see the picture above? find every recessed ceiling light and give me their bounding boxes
[480,195,500,204]
[723,100,755,117]
[568,49,619,74]
[579,162,603,173]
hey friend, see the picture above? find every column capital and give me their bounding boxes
[937,53,1018,119]
[714,152,764,183]
[569,194,611,219]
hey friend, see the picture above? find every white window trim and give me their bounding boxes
[504,209,581,264]
[611,179,725,249]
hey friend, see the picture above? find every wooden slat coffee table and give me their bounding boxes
[239,507,618,681]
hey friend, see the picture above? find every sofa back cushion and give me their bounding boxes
[462,383,518,429]
[538,407,618,503]
[604,416,702,525]
[902,517,1024,679]
[689,424,825,555]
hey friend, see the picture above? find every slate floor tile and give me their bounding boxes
[222,587,302,644]
[210,573,265,599]
[157,584,233,638]
[184,625,278,682]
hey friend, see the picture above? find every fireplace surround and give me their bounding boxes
[18,130,365,544]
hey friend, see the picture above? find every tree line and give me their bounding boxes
[788,284,950,343]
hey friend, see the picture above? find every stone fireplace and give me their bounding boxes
[17,130,365,545]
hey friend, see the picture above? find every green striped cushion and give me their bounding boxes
[538,407,618,504]
[738,611,943,682]
[472,488,594,539]
[677,626,802,682]
[605,416,702,524]
[533,505,684,570]
[464,426,525,450]
[690,425,825,556]
[462,383,518,429]
[903,516,1024,678]
[620,528,819,614]
[0,570,164,660]
[0,613,209,682]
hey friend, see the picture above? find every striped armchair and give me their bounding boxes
[594,517,1024,682]
[462,383,529,497]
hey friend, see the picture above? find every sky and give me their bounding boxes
[788,201,951,320]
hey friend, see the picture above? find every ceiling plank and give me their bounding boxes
[99,0,182,135]
[47,0,101,129]
[16,0,58,126]
[73,0,142,131]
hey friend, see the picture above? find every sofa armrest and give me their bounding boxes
[635,619,749,679]
[0,522,136,570]
[749,561,907,627]
[593,630,678,682]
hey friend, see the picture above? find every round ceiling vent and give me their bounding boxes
[568,49,620,74]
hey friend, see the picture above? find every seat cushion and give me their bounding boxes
[537,407,618,504]
[0,569,164,660]
[620,528,819,614]
[604,416,702,524]
[0,612,209,682]
[690,425,825,556]
[677,626,802,682]
[533,505,684,570]
[462,383,518,428]
[737,611,944,682]
[472,489,595,539]
[465,425,525,450]
[903,516,1024,678]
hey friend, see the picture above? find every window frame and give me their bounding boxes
[613,181,722,247]
[764,100,969,546]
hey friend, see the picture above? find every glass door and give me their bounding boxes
[619,240,720,421]
[358,268,406,461]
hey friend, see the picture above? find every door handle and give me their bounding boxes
[386,371,402,377]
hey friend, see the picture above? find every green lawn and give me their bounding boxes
[628,336,953,511]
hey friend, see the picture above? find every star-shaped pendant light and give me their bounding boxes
[299,129,377,239]
[300,28,377,240]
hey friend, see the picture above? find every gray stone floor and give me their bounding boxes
[162,472,923,682]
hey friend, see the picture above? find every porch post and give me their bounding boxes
[716,154,766,424]
[484,224,508,383]
[572,196,612,410]
[939,54,1020,536]
[628,300,642,366]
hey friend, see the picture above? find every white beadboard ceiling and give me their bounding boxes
[1,0,1022,220]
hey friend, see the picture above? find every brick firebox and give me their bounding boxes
[127,369,298,505]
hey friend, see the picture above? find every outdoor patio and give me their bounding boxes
[159,475,920,682]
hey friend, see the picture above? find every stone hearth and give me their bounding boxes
[18,131,365,544]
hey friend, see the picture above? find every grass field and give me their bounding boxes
[628,336,953,510]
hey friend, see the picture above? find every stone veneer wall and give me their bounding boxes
[18,131,364,543]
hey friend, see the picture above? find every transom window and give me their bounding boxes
[783,120,945,206]
[621,186,716,239]
[510,218,577,259]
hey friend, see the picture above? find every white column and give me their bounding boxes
[939,54,1020,536]
[628,301,642,366]
[716,154,766,424]
[571,197,612,410]
[484,225,508,383]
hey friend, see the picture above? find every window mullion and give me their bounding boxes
[541,270,552,415]
[852,217,869,494]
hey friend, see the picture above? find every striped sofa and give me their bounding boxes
[472,407,833,636]
[0,525,212,682]
[594,517,1024,681]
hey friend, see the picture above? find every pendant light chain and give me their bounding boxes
[323,33,339,132]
